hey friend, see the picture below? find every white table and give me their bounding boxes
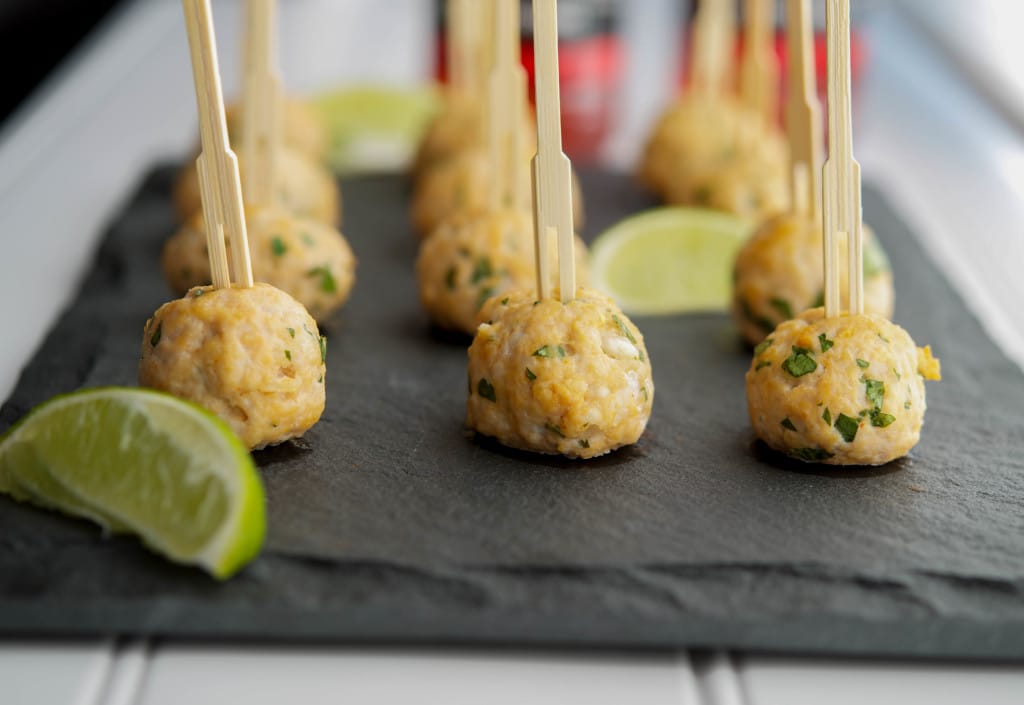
[1,1,1022,703]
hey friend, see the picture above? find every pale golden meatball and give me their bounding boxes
[415,209,589,335]
[745,308,941,466]
[174,146,341,225]
[225,97,330,162]
[467,287,654,459]
[411,149,585,238]
[139,283,326,450]
[732,214,894,345]
[161,206,356,322]
[639,96,789,220]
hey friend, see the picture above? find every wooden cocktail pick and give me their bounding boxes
[822,0,862,317]
[740,0,779,127]
[785,0,822,219]
[487,0,528,211]
[241,0,283,209]
[531,0,575,302]
[691,0,735,102]
[183,0,253,288]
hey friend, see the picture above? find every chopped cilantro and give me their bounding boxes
[545,423,565,437]
[754,338,773,356]
[904,400,911,410]
[893,368,901,380]
[788,447,835,462]
[284,350,291,361]
[782,346,817,377]
[501,297,509,305]
[641,387,649,401]
[811,290,825,308]
[270,236,287,257]
[870,410,896,428]
[823,408,832,425]
[306,266,337,294]
[475,286,496,310]
[878,333,890,343]
[834,413,860,443]
[781,418,797,432]
[741,300,776,334]
[578,439,590,449]
[856,358,870,369]
[318,335,327,364]
[444,266,457,291]
[477,378,496,403]
[864,378,885,409]
[533,345,566,358]
[470,256,493,284]
[317,374,323,384]
[769,297,794,320]
[287,327,295,338]
[525,368,537,381]
[755,360,771,371]
[612,314,637,344]
[818,333,834,353]
[150,323,162,347]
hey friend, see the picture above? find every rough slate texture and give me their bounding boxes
[1,168,1023,659]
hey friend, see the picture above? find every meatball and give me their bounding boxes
[411,149,585,238]
[224,97,330,163]
[745,308,941,465]
[161,206,356,322]
[467,287,654,458]
[416,209,589,335]
[639,96,789,220]
[732,214,894,345]
[139,283,327,450]
[174,145,341,225]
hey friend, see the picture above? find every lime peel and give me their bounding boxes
[0,387,265,579]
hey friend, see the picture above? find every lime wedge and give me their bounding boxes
[312,85,440,173]
[0,387,265,579]
[590,207,752,315]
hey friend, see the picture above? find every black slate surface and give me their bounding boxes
[1,168,1023,659]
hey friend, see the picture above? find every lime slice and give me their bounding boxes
[312,85,440,173]
[0,387,265,579]
[590,207,753,315]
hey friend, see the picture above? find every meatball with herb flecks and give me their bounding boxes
[467,287,653,458]
[746,308,941,465]
[139,283,327,451]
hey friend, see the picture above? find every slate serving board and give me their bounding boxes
[1,168,1023,659]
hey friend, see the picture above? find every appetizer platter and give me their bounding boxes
[1,0,1023,659]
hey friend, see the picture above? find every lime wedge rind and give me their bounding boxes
[0,387,265,580]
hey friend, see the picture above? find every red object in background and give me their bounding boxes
[434,12,623,164]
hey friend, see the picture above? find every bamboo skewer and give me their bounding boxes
[740,0,779,127]
[691,0,734,101]
[241,0,282,209]
[531,0,575,302]
[183,0,253,288]
[822,0,862,317]
[785,0,822,220]
[487,0,527,211]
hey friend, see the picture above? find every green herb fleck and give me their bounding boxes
[193,288,205,297]
[578,439,590,449]
[834,413,860,443]
[754,338,773,356]
[475,286,496,310]
[811,290,825,308]
[533,345,566,358]
[525,367,537,381]
[318,335,327,364]
[307,266,337,294]
[150,323,162,347]
[788,447,835,462]
[823,408,832,425]
[545,423,565,437]
[477,378,496,403]
[769,297,794,320]
[863,237,891,278]
[856,358,870,369]
[287,327,295,338]
[270,236,287,257]
[878,333,890,343]
[904,400,912,410]
[470,256,493,284]
[501,297,509,305]
[317,374,323,384]
[818,333,834,353]
[284,349,291,361]
[870,410,896,428]
[741,299,776,334]
[755,360,771,371]
[612,314,637,344]
[444,266,457,291]
[694,185,712,204]
[864,378,885,410]
[300,232,315,247]
[894,368,902,380]
[781,417,797,432]
[782,346,817,377]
